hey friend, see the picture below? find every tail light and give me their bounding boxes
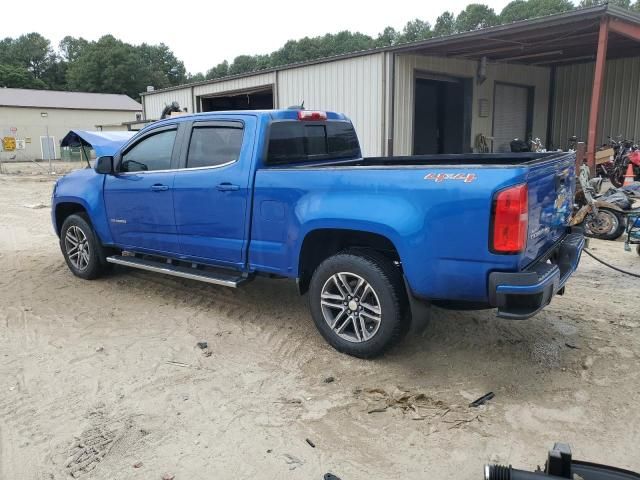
[491,184,528,254]
[298,110,327,121]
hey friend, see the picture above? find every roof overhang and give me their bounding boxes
[390,4,640,66]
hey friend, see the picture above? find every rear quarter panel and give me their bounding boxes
[251,165,529,302]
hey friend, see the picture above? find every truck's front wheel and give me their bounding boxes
[308,250,408,358]
[60,214,109,280]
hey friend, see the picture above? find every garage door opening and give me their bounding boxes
[492,83,534,153]
[199,87,273,112]
[413,74,472,154]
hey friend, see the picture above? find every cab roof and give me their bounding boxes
[144,109,350,133]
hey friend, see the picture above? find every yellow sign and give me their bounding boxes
[2,137,16,151]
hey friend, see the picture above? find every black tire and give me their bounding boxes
[60,213,109,280]
[308,249,409,358]
[582,208,626,241]
[610,159,628,188]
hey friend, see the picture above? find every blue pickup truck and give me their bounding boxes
[52,109,584,357]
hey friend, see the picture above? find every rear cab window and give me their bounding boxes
[267,120,361,165]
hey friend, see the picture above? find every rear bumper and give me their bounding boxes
[488,231,585,320]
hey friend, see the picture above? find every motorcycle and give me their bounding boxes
[509,136,547,153]
[571,164,637,240]
[599,135,639,187]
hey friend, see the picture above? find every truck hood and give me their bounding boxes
[61,130,135,157]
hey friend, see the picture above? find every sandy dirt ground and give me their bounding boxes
[1,171,639,480]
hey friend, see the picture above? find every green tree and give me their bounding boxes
[578,0,630,7]
[456,4,499,31]
[138,43,186,87]
[187,72,205,82]
[434,12,457,36]
[500,0,574,23]
[375,26,400,47]
[270,31,374,67]
[66,35,144,98]
[228,55,260,75]
[633,0,640,11]
[0,64,47,88]
[40,59,68,90]
[206,60,229,79]
[59,36,89,62]
[399,19,433,43]
[0,33,54,80]
[66,35,187,98]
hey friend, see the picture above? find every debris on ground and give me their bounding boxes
[565,342,580,349]
[283,453,304,470]
[324,474,342,480]
[165,361,191,368]
[22,203,49,209]
[357,387,454,421]
[196,341,208,350]
[161,473,175,480]
[323,376,335,383]
[133,461,143,468]
[305,438,316,448]
[469,392,494,408]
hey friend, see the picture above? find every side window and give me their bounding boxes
[186,126,243,168]
[121,129,176,172]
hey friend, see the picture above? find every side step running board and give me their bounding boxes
[106,255,250,288]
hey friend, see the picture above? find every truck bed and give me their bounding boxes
[267,152,566,169]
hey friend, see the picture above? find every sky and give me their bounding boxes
[8,0,514,74]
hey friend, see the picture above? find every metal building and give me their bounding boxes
[0,89,141,162]
[141,4,640,169]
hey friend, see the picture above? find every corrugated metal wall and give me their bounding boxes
[392,54,551,155]
[277,54,385,156]
[143,88,193,120]
[551,57,640,149]
[194,72,276,100]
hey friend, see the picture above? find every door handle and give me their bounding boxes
[216,183,240,191]
[150,184,170,192]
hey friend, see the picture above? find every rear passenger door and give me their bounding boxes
[173,118,256,268]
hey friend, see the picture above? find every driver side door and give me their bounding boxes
[104,124,183,255]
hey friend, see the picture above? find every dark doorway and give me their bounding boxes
[200,88,273,112]
[413,75,470,154]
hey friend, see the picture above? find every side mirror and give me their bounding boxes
[95,156,114,174]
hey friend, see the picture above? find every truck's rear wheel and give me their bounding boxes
[60,214,109,280]
[308,250,408,358]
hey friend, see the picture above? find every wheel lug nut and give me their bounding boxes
[343,301,348,306]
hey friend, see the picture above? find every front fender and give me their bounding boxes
[52,169,112,244]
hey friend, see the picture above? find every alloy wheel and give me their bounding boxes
[64,225,90,271]
[320,272,382,343]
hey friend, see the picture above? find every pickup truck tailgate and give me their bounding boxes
[522,153,575,268]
